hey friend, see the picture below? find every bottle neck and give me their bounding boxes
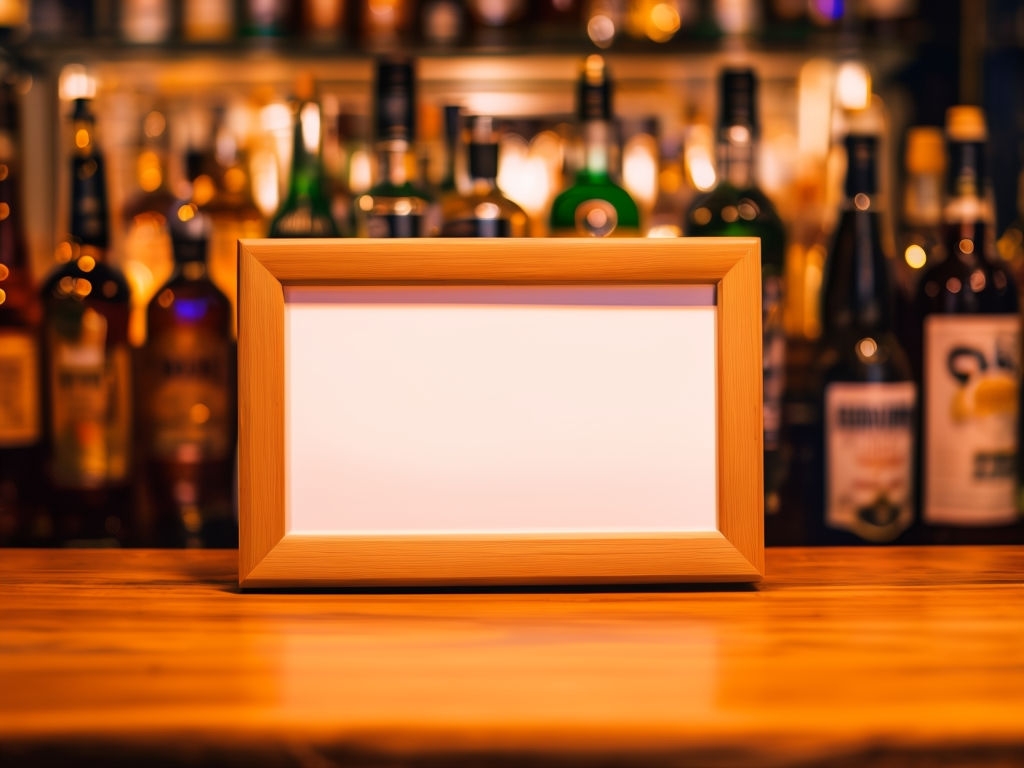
[716,125,757,189]
[70,116,110,251]
[902,171,943,227]
[287,103,326,199]
[578,120,612,179]
[375,139,415,187]
[467,142,499,188]
[0,128,29,269]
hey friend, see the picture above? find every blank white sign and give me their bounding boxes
[284,285,717,535]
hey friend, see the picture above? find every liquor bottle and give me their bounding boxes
[187,101,265,336]
[812,131,917,545]
[683,66,788,536]
[353,59,439,238]
[440,115,529,237]
[182,0,235,42]
[0,75,45,545]
[140,202,237,548]
[895,126,945,344]
[912,106,1023,543]
[302,0,347,43]
[268,76,339,238]
[122,105,176,347]
[241,0,295,39]
[119,0,174,44]
[548,55,640,237]
[40,97,133,545]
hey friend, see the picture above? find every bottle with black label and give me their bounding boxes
[269,75,339,238]
[441,116,529,237]
[812,129,917,545]
[683,66,788,538]
[353,59,439,238]
[140,202,237,547]
[40,97,134,545]
[548,55,640,238]
[912,106,1023,543]
[0,74,45,545]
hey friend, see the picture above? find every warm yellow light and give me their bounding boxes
[904,244,927,270]
[59,64,97,101]
[77,254,96,272]
[647,2,680,41]
[190,403,211,424]
[177,203,197,223]
[0,288,6,305]
[157,288,174,308]
[587,14,616,48]
[0,202,8,221]
[137,150,162,193]
[622,135,659,211]
[300,102,321,154]
[836,61,872,111]
[75,128,91,149]
[857,337,878,360]
[0,264,8,280]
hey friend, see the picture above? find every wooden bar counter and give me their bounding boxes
[2,546,1023,767]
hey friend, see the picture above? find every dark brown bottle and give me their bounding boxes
[140,202,236,548]
[0,75,45,545]
[911,106,1023,544]
[811,130,917,545]
[40,97,134,545]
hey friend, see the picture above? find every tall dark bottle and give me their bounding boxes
[812,131,917,545]
[353,59,439,238]
[912,106,1022,543]
[140,203,237,547]
[683,67,788,538]
[40,97,133,545]
[0,75,45,545]
[268,75,339,238]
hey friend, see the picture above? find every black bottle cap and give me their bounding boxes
[466,115,499,178]
[71,97,96,123]
[578,55,611,122]
[374,59,416,142]
[719,67,758,134]
[843,133,878,197]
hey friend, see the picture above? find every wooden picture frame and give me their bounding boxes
[237,238,763,588]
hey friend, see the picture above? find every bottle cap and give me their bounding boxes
[904,126,945,174]
[946,105,987,142]
[374,59,416,142]
[719,67,758,133]
[578,55,611,122]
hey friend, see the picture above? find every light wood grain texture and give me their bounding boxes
[0,547,1022,767]
[236,238,763,587]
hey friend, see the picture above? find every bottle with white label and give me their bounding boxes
[40,98,134,545]
[912,106,1023,544]
[813,129,917,545]
[0,75,45,545]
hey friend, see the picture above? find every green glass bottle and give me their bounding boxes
[353,59,439,238]
[40,97,134,545]
[683,66,789,539]
[812,131,917,545]
[268,76,339,238]
[548,55,640,238]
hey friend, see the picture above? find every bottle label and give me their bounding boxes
[269,206,337,237]
[145,328,233,463]
[47,308,132,488]
[367,213,425,238]
[825,381,916,542]
[923,314,1020,525]
[441,217,511,237]
[763,274,785,452]
[0,330,41,446]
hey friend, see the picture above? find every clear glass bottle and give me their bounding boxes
[268,76,339,237]
[812,131,917,545]
[441,116,530,237]
[353,59,439,238]
[548,55,640,237]
[912,105,1022,543]
[140,202,237,548]
[683,66,789,536]
[40,97,134,545]
[0,74,45,545]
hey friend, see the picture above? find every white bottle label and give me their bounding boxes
[0,330,41,446]
[825,381,916,541]
[923,314,1020,525]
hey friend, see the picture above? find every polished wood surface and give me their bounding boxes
[237,238,763,586]
[2,547,1023,766]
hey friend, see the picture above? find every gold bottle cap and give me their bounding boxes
[905,126,946,174]
[946,105,987,142]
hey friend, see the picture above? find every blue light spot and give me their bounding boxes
[174,298,208,322]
